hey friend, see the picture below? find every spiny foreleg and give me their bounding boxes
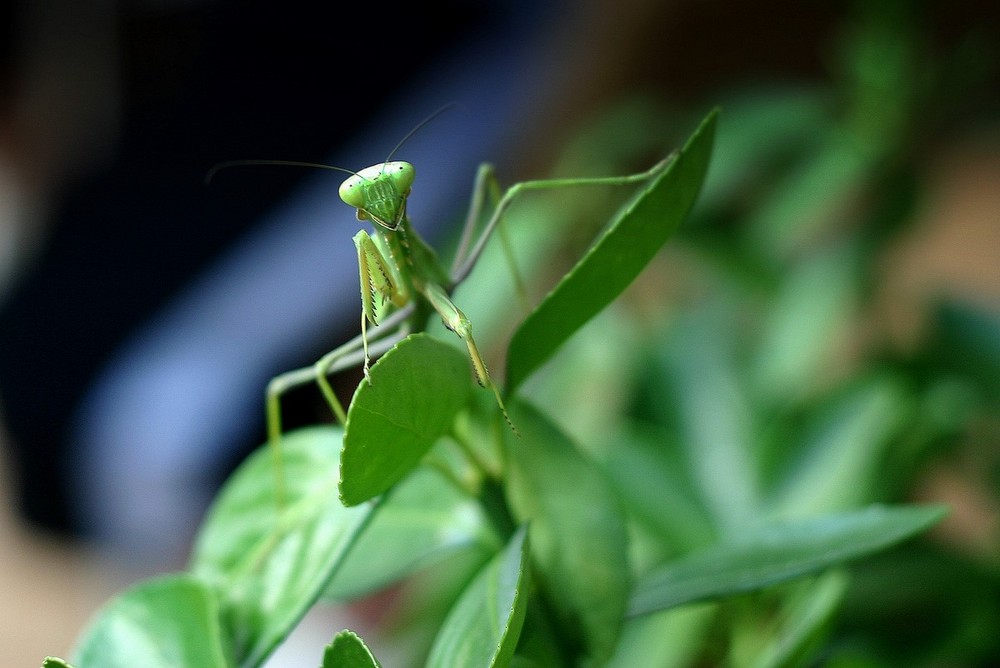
[354,230,407,380]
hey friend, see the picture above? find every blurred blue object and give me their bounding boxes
[0,0,566,567]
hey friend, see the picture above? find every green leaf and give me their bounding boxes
[734,571,848,668]
[699,88,832,207]
[72,574,228,668]
[750,246,860,403]
[426,527,531,668]
[326,466,499,601]
[604,605,715,668]
[380,547,499,661]
[503,401,630,664]
[746,131,873,261]
[322,630,382,668]
[629,504,947,616]
[506,109,717,392]
[929,300,1000,398]
[190,427,373,668]
[602,422,715,555]
[658,308,761,529]
[341,333,472,505]
[770,376,907,517]
[42,659,75,668]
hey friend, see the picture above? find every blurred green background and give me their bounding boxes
[446,1,1000,664]
[1,0,998,665]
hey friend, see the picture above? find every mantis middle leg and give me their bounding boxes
[420,280,514,432]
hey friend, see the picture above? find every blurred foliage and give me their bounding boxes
[53,2,1000,666]
[492,2,1000,664]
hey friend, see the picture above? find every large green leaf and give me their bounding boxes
[503,401,630,665]
[326,465,499,601]
[72,574,228,668]
[426,527,531,668]
[506,109,717,392]
[322,630,382,668]
[628,504,947,616]
[341,333,472,505]
[190,427,372,668]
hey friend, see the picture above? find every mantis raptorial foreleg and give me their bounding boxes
[354,229,407,378]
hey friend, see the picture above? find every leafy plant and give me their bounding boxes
[42,102,958,668]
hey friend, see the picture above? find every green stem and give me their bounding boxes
[477,477,517,542]
[451,426,498,479]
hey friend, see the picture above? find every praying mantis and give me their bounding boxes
[213,111,673,498]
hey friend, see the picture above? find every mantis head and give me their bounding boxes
[339,161,415,230]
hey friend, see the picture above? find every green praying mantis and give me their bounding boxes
[212,110,673,498]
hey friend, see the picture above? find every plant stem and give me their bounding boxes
[477,477,516,541]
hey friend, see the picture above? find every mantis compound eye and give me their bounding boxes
[338,161,415,211]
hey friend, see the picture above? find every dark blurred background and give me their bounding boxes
[0,0,997,664]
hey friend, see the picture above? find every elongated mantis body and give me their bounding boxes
[235,127,673,500]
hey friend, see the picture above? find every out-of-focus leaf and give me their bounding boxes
[503,401,629,665]
[700,88,833,207]
[929,300,1000,398]
[72,574,227,668]
[507,600,567,668]
[41,659,75,668]
[734,571,848,668]
[506,109,717,392]
[838,544,1000,662]
[629,504,946,616]
[516,303,645,449]
[747,131,873,261]
[341,333,472,505]
[658,308,761,530]
[604,605,715,668]
[322,630,382,668]
[601,422,715,555]
[190,427,372,668]
[751,246,860,402]
[326,466,499,601]
[426,527,530,668]
[380,547,499,662]
[770,376,908,517]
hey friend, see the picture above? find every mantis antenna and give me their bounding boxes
[204,160,360,184]
[204,102,460,184]
[382,102,461,165]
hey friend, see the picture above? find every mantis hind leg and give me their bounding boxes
[451,163,529,312]
[264,311,411,505]
[451,156,676,285]
[264,338,363,504]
